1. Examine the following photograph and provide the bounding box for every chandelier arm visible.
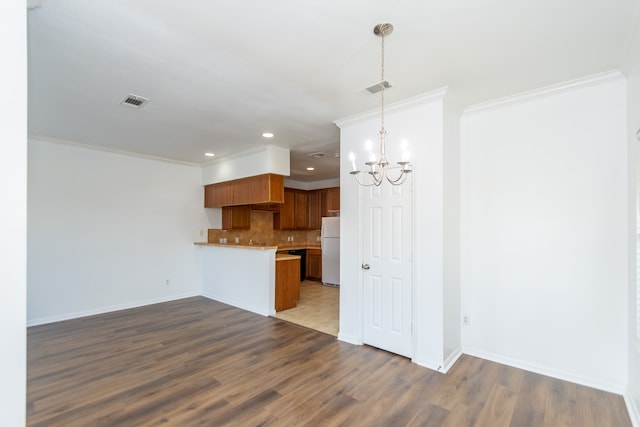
[386,170,410,186]
[352,171,382,187]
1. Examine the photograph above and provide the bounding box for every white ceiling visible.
[27,0,640,181]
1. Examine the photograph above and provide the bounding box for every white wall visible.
[0,0,27,424]
[284,177,340,191]
[28,139,210,325]
[461,74,628,392]
[442,93,462,365]
[337,90,461,371]
[624,12,640,424]
[201,144,290,185]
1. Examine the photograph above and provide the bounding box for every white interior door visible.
[362,180,413,358]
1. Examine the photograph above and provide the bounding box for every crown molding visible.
[464,70,624,114]
[334,87,449,128]
[28,134,201,167]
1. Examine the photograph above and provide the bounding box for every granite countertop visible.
[195,242,321,251]
[276,244,322,251]
[194,242,278,250]
[275,254,301,262]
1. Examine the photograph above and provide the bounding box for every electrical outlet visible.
[199,229,204,237]
[463,316,470,325]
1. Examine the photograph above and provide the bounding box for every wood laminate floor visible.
[274,280,339,336]
[27,297,632,426]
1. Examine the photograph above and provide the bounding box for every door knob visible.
[361,263,370,270]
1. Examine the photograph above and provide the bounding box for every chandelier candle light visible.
[349,23,412,187]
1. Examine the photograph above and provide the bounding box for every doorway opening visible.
[274,280,339,336]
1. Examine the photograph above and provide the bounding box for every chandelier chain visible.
[380,28,385,134]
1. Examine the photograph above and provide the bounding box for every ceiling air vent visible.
[308,152,329,159]
[120,94,150,108]
[364,81,391,94]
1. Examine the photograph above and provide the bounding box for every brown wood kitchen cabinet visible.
[275,256,300,311]
[204,180,234,207]
[204,173,284,207]
[307,189,326,230]
[306,248,322,281]
[273,188,308,230]
[233,174,284,205]
[325,187,340,215]
[294,190,308,229]
[273,188,295,230]
[221,206,250,230]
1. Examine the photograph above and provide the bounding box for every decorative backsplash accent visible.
[208,211,320,246]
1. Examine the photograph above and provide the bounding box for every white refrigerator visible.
[321,217,340,286]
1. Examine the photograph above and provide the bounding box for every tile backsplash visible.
[208,210,320,246]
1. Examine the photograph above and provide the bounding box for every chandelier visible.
[349,23,412,187]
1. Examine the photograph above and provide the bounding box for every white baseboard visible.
[337,332,361,346]
[625,389,640,427]
[442,347,463,373]
[463,347,626,395]
[412,357,443,372]
[27,291,200,326]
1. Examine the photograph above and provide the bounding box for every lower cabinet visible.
[275,257,300,312]
[306,249,322,281]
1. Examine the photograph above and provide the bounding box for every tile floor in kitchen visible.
[273,280,339,336]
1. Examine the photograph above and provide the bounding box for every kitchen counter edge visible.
[194,242,278,250]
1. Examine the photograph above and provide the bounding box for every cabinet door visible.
[233,175,270,205]
[306,249,322,281]
[294,190,308,230]
[275,258,300,312]
[230,174,286,205]
[307,190,321,230]
[204,181,234,207]
[318,189,329,218]
[326,187,340,212]
[221,206,250,230]
[273,188,295,230]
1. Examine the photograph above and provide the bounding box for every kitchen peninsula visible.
[195,242,304,316]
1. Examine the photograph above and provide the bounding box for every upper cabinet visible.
[204,180,233,207]
[274,188,308,230]
[204,174,284,207]
[293,190,308,230]
[273,189,295,230]
[276,187,338,230]
[325,187,340,215]
[221,206,251,230]
[307,189,325,230]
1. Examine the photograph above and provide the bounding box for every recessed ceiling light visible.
[205,152,215,157]
[306,167,315,171]
[262,132,274,138]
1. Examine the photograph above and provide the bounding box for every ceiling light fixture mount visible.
[349,23,412,187]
